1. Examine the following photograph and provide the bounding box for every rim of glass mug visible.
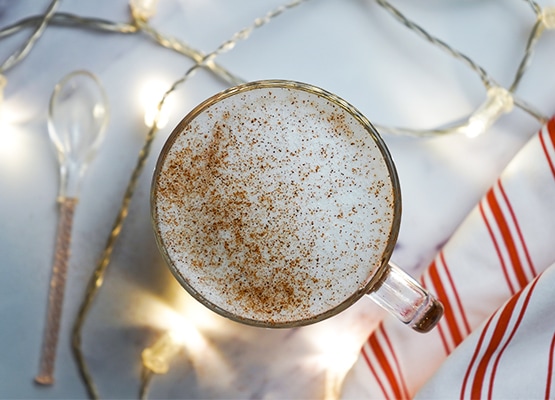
[150,80,441,331]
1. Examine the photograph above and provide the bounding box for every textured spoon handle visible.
[35,197,78,385]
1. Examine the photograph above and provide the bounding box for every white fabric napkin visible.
[341,117,555,399]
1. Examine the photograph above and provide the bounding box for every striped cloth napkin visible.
[340,117,555,399]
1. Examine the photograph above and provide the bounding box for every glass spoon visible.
[35,70,109,385]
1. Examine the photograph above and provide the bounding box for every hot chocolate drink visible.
[151,81,401,327]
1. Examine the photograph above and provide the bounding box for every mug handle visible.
[366,262,444,333]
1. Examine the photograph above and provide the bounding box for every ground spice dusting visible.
[154,85,396,325]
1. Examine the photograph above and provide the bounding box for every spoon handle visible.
[35,197,78,385]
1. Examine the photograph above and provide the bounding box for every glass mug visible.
[151,80,443,333]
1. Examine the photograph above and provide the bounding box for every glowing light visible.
[310,326,361,400]
[165,311,205,349]
[0,120,24,163]
[139,79,174,129]
[129,0,159,21]
[464,86,513,138]
[320,349,359,400]
[0,102,27,166]
[141,300,208,375]
[141,316,204,375]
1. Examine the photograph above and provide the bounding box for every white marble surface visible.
[0,0,554,398]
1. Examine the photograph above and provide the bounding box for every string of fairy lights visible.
[373,0,553,137]
[1,0,554,398]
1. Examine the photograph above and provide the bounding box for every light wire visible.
[0,0,60,74]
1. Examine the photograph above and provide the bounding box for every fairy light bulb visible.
[464,86,513,138]
[540,7,555,29]
[140,79,174,129]
[141,331,182,374]
[141,317,202,374]
[129,0,159,22]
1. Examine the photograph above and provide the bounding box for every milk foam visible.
[153,84,397,325]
